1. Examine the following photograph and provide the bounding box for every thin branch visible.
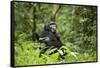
[51,5,61,22]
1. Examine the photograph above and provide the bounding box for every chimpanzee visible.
[38,21,63,56]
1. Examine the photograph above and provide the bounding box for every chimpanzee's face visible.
[49,24,57,32]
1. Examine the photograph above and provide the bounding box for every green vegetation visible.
[13,1,97,66]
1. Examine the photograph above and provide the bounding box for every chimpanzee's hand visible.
[39,37,50,41]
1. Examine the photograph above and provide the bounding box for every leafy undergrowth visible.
[15,41,96,66]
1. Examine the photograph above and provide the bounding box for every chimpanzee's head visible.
[44,21,57,33]
[49,21,57,32]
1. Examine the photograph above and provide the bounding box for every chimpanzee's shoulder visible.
[39,31,49,36]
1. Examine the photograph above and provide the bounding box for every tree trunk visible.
[32,4,37,41]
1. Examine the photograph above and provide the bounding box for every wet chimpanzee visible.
[38,21,64,57]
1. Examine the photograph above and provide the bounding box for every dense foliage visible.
[13,2,97,66]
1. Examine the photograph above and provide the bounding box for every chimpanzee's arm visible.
[38,31,50,42]
[55,33,63,46]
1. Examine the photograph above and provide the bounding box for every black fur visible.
[38,23,62,57]
[39,23,62,49]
